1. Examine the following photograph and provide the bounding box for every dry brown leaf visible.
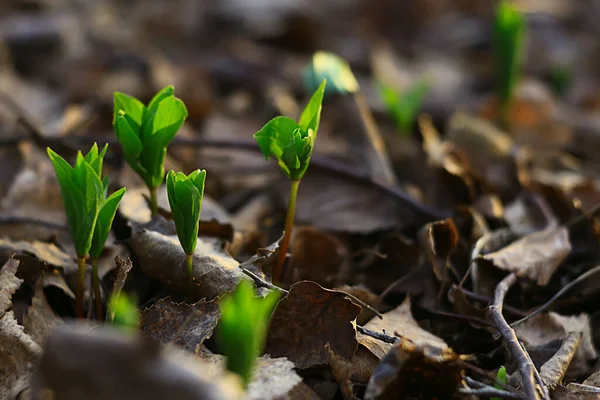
[540,332,582,390]
[112,256,132,297]
[359,297,449,360]
[582,370,600,388]
[0,238,77,274]
[514,312,597,379]
[239,238,280,279]
[480,226,571,286]
[0,258,21,314]
[23,277,62,346]
[327,343,379,386]
[130,225,248,301]
[265,281,361,369]
[32,324,243,400]
[140,297,220,353]
[419,218,459,282]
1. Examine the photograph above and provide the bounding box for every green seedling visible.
[492,365,507,400]
[253,80,326,282]
[218,281,280,388]
[493,0,525,127]
[379,78,430,134]
[113,86,188,216]
[48,144,125,319]
[108,292,139,331]
[166,169,206,282]
[304,51,397,185]
[550,64,572,99]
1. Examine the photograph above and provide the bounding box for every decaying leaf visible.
[359,297,450,360]
[419,218,459,282]
[0,238,77,275]
[265,281,361,369]
[112,256,132,296]
[239,238,281,278]
[130,223,248,300]
[326,342,380,386]
[140,297,220,353]
[23,276,62,346]
[32,324,243,400]
[0,258,42,399]
[480,226,571,286]
[540,332,582,390]
[514,312,597,379]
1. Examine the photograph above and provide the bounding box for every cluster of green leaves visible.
[378,79,430,133]
[254,80,326,181]
[166,169,206,256]
[108,292,139,330]
[113,86,188,191]
[48,144,126,259]
[493,0,525,112]
[218,281,280,387]
[303,51,358,96]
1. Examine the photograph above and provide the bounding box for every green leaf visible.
[379,79,430,133]
[115,113,144,158]
[298,79,326,135]
[218,281,280,388]
[147,85,174,111]
[494,0,525,109]
[109,292,139,331]
[304,51,358,96]
[89,187,126,259]
[152,96,188,145]
[491,366,507,400]
[113,92,145,131]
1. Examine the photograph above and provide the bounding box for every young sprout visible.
[304,51,397,185]
[550,64,572,99]
[113,86,188,216]
[108,292,139,331]
[378,78,430,134]
[48,144,125,319]
[253,80,326,283]
[493,0,525,128]
[166,169,206,282]
[492,366,507,400]
[218,281,280,388]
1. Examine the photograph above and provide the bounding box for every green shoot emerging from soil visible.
[166,169,206,282]
[113,86,188,216]
[492,366,507,400]
[379,78,430,134]
[218,281,280,388]
[108,292,139,331]
[493,0,525,127]
[254,80,326,282]
[48,143,125,319]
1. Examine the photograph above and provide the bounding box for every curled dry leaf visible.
[140,297,220,353]
[239,238,280,279]
[285,227,347,286]
[130,225,248,301]
[32,324,243,400]
[514,312,597,379]
[419,218,459,282]
[265,280,361,369]
[0,258,42,399]
[112,256,133,297]
[480,226,571,286]
[540,332,582,390]
[22,277,62,346]
[358,297,450,361]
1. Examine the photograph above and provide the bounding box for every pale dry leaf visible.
[481,226,571,286]
[582,370,600,388]
[515,312,597,378]
[130,228,248,301]
[0,258,22,314]
[23,277,62,346]
[358,296,449,360]
[32,324,243,400]
[540,332,582,390]
[112,256,132,296]
[0,238,77,274]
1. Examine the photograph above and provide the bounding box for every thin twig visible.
[520,339,551,400]
[488,273,541,400]
[511,264,600,328]
[458,384,527,399]
[0,215,68,231]
[460,287,528,318]
[242,268,288,294]
[356,325,399,344]
[422,306,496,329]
[456,361,520,392]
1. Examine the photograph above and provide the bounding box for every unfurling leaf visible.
[304,51,358,95]
[166,169,206,256]
[253,80,326,181]
[218,281,280,388]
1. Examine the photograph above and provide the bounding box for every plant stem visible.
[274,180,300,283]
[91,258,103,321]
[352,91,398,186]
[185,254,194,283]
[75,256,86,319]
[149,186,158,217]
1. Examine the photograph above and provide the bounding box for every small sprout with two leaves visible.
[166,169,206,282]
[218,281,280,388]
[494,0,525,127]
[378,78,430,134]
[113,86,188,216]
[253,79,326,282]
[108,292,139,331]
[48,144,126,319]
